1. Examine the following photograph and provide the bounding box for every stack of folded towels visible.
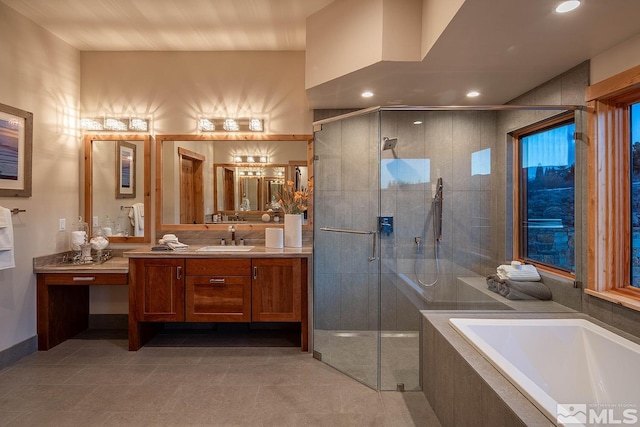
[486,261,551,301]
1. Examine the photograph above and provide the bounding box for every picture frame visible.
[0,103,33,197]
[116,140,136,199]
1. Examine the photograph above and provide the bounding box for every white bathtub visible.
[449,318,640,425]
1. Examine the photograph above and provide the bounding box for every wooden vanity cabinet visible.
[252,258,302,322]
[185,258,251,322]
[130,258,185,322]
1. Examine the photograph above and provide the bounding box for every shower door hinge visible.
[313,350,322,361]
[574,132,585,141]
[314,155,319,161]
[313,124,323,133]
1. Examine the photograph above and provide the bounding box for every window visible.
[631,102,640,288]
[587,64,640,311]
[514,115,575,275]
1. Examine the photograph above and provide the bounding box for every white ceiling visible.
[3,0,640,108]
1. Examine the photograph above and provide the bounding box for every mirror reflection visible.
[84,134,150,243]
[158,136,310,226]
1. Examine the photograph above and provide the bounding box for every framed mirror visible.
[84,134,151,243]
[156,134,312,232]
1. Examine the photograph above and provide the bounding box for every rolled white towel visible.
[497,264,541,281]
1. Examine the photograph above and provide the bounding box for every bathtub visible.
[449,318,640,425]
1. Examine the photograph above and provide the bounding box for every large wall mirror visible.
[156,134,312,232]
[84,134,151,243]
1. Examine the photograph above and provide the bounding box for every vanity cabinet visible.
[252,258,302,322]
[128,255,308,351]
[185,258,251,322]
[130,258,185,322]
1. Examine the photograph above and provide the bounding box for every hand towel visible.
[0,207,15,270]
[129,203,144,237]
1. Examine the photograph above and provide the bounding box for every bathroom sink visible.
[196,246,255,252]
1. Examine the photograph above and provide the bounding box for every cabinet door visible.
[251,258,301,322]
[131,258,185,322]
[186,276,251,322]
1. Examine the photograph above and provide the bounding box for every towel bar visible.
[10,208,26,215]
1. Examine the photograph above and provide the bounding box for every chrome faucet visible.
[228,225,236,245]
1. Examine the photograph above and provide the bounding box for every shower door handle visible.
[320,227,378,262]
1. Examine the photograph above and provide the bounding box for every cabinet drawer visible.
[186,258,251,276]
[42,273,128,286]
[186,276,251,322]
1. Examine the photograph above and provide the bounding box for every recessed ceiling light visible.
[466,91,480,98]
[413,120,423,125]
[361,91,374,98]
[555,1,580,13]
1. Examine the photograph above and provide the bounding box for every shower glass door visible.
[313,111,381,389]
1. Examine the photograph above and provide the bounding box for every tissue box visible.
[265,228,283,248]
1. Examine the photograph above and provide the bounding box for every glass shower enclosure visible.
[312,106,582,391]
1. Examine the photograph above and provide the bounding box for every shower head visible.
[382,137,398,151]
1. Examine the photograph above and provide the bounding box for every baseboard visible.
[88,314,128,330]
[0,336,37,370]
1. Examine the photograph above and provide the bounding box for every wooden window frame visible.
[586,64,640,311]
[512,113,576,279]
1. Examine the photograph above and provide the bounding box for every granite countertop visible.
[33,256,129,274]
[123,245,313,259]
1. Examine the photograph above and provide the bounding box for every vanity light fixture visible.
[81,116,150,132]
[103,118,128,131]
[246,156,255,163]
[81,118,104,131]
[198,118,215,132]
[555,0,580,13]
[197,117,265,132]
[223,119,239,132]
[249,119,264,132]
[128,118,149,132]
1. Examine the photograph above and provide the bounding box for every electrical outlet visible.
[59,218,66,231]
[93,216,99,227]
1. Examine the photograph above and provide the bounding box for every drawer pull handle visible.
[209,278,225,284]
[177,266,182,280]
[72,276,96,281]
[253,266,258,279]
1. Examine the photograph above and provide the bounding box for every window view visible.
[519,120,575,272]
[631,102,640,287]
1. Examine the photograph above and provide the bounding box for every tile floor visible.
[0,336,442,426]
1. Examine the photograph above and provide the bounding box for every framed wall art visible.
[0,103,33,197]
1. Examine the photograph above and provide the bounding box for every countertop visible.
[33,256,130,274]
[123,245,313,259]
[33,245,312,274]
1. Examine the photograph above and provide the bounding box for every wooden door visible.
[224,168,235,210]
[131,258,185,322]
[179,148,204,224]
[251,258,301,322]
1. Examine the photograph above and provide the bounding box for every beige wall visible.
[80,51,312,135]
[590,32,640,85]
[0,3,81,352]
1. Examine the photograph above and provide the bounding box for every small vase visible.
[284,214,302,248]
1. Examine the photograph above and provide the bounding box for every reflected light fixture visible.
[555,0,580,13]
